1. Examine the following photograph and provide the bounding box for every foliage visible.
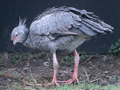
[12,54,19,64]
[79,51,88,60]
[109,39,120,56]
[62,51,88,66]
[63,55,74,65]
[25,51,33,56]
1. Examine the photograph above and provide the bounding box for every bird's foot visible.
[58,75,79,84]
[47,81,60,87]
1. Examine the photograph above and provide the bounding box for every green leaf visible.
[110,44,115,50]
[109,50,112,53]
[113,49,119,53]
[115,42,120,47]
[118,39,120,43]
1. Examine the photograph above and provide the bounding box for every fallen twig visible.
[90,78,101,83]
[81,55,94,64]
[83,67,89,82]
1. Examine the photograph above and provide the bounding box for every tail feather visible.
[66,7,113,35]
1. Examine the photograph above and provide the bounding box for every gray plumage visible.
[11,6,114,55]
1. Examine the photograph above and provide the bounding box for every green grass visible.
[12,83,21,90]
[25,51,33,57]
[54,83,120,90]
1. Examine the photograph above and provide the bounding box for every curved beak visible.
[13,36,18,45]
[13,39,17,45]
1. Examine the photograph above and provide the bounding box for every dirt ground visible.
[0,51,120,90]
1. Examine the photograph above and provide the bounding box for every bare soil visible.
[0,51,120,90]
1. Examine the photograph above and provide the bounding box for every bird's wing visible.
[30,6,113,36]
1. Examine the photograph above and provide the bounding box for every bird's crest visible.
[19,17,27,26]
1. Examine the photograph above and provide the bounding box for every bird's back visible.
[30,6,113,36]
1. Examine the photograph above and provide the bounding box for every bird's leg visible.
[71,50,80,83]
[47,52,60,87]
[58,50,80,84]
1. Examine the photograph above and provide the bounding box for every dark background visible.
[0,0,119,54]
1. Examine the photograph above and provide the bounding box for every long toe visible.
[47,82,60,87]
[58,78,79,84]
[58,79,74,84]
[76,78,80,84]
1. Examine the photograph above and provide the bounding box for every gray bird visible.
[11,6,113,87]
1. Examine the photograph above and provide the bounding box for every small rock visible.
[43,62,49,66]
[105,71,109,74]
[23,67,29,72]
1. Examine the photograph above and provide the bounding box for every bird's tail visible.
[62,6,114,36]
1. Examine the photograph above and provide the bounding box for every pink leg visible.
[47,52,60,87]
[58,50,80,84]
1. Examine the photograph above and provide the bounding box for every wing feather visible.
[79,24,97,36]
[30,6,113,36]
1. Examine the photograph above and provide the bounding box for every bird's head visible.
[11,18,29,45]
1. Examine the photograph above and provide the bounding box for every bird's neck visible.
[23,31,30,47]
